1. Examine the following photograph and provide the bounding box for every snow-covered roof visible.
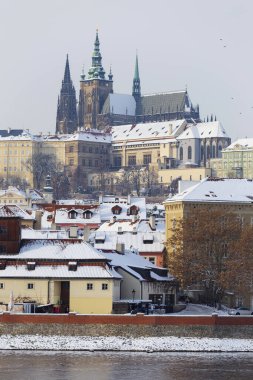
[91,230,164,253]
[21,229,71,240]
[0,241,107,261]
[0,265,114,279]
[99,196,146,221]
[0,205,34,219]
[111,120,186,142]
[178,121,229,140]
[54,208,101,226]
[101,251,174,282]
[0,186,26,199]
[102,93,136,115]
[225,138,253,150]
[66,130,111,143]
[96,219,164,233]
[165,177,253,204]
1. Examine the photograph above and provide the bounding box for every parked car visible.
[228,307,253,315]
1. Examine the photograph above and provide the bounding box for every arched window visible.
[180,147,183,161]
[188,146,192,160]
[212,144,216,158]
[207,145,210,159]
[201,145,204,160]
[218,144,223,158]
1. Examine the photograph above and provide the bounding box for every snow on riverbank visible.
[0,335,252,352]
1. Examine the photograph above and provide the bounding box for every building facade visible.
[211,139,253,179]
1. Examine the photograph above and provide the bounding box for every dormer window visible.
[83,210,93,219]
[127,205,139,216]
[0,261,6,270]
[143,234,154,244]
[68,210,77,219]
[95,232,106,243]
[112,205,122,215]
[68,261,77,271]
[27,262,36,271]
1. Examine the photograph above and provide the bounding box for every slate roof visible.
[140,91,190,115]
[0,129,25,137]
[102,94,136,115]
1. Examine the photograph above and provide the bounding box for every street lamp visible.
[132,289,136,302]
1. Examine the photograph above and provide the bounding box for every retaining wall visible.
[0,312,253,339]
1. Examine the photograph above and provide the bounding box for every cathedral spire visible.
[56,55,77,134]
[63,54,71,83]
[132,54,141,98]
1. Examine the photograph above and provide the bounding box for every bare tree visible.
[167,209,252,308]
[25,153,57,189]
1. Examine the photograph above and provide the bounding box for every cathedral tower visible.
[56,55,77,134]
[78,30,113,130]
[132,54,141,116]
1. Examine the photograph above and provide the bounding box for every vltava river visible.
[0,351,253,380]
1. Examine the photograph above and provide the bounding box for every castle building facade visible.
[56,31,200,133]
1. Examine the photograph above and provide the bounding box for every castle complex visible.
[0,31,231,192]
[56,31,200,134]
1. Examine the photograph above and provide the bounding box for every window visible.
[87,283,93,290]
[82,159,86,166]
[89,146,92,153]
[0,283,4,289]
[0,226,7,234]
[188,146,192,160]
[143,154,151,165]
[114,156,122,167]
[212,144,216,158]
[95,160,99,167]
[179,147,183,161]
[102,283,108,290]
[207,145,210,159]
[27,283,34,289]
[148,257,155,264]
[82,146,86,153]
[69,159,74,166]
[128,156,136,166]
[0,245,6,253]
[69,145,74,153]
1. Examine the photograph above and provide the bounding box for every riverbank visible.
[0,335,253,352]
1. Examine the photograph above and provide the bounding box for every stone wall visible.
[0,312,253,339]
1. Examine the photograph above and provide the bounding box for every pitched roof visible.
[165,177,253,204]
[140,90,189,115]
[178,121,229,140]
[102,93,136,115]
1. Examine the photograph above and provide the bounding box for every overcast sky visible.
[0,0,252,141]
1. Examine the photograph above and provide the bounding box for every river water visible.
[0,351,253,380]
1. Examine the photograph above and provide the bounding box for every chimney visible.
[169,123,173,135]
[117,226,123,235]
[34,210,43,230]
[149,215,156,230]
[127,194,131,205]
[116,242,125,254]
[99,194,103,204]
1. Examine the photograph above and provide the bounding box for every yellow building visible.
[0,242,120,314]
[164,177,253,309]
[0,130,38,186]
